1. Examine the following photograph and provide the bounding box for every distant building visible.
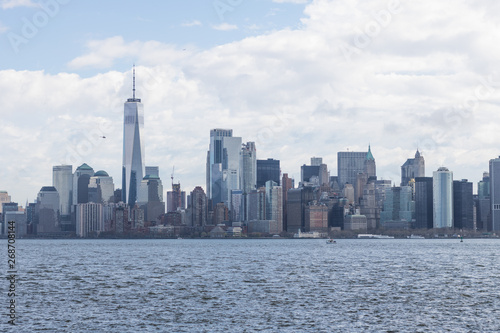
[206,129,241,209]
[453,179,473,229]
[489,157,500,231]
[257,158,280,188]
[476,172,490,230]
[281,173,294,232]
[338,147,375,198]
[76,202,104,237]
[53,165,73,231]
[4,211,27,237]
[415,177,433,229]
[73,163,95,207]
[401,150,425,186]
[122,69,145,207]
[433,167,453,229]
[188,186,207,227]
[36,186,60,234]
[265,181,283,233]
[2,202,19,234]
[305,203,328,232]
[0,191,11,214]
[89,170,115,204]
[344,215,367,231]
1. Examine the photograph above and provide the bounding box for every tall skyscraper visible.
[53,165,73,230]
[265,181,283,233]
[433,167,453,229]
[188,187,208,227]
[453,179,473,229]
[89,170,115,204]
[122,67,145,207]
[240,142,257,194]
[337,147,374,190]
[257,158,280,188]
[36,186,60,234]
[401,150,425,186]
[206,129,241,209]
[415,177,433,229]
[477,172,490,230]
[489,157,500,232]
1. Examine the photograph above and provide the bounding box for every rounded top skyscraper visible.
[122,66,145,207]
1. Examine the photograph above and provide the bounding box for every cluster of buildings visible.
[2,74,500,238]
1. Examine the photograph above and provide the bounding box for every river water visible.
[2,238,499,332]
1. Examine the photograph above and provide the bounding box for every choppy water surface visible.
[3,238,500,332]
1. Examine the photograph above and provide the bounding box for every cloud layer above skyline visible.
[2,0,500,203]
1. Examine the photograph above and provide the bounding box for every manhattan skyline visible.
[2,1,500,204]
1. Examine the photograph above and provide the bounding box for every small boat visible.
[326,239,336,244]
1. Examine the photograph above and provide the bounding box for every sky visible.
[1,0,500,204]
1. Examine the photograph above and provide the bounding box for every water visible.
[2,238,499,332]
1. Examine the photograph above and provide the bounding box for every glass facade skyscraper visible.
[122,68,145,207]
[433,167,453,228]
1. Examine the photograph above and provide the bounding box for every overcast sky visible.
[1,0,500,204]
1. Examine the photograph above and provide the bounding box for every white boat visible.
[407,234,425,239]
[326,239,336,244]
[357,234,395,239]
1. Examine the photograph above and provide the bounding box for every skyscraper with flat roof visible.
[122,67,145,207]
[53,165,73,229]
[489,157,500,231]
[433,167,453,229]
[257,158,280,188]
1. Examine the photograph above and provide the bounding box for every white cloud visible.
[1,0,39,9]
[211,23,238,31]
[3,0,500,202]
[182,20,202,27]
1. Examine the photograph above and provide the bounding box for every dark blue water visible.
[2,239,499,332]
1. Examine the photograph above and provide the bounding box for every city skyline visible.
[2,1,500,203]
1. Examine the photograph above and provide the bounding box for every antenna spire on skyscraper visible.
[133,64,136,100]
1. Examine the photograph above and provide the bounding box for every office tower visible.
[301,164,320,184]
[337,147,374,191]
[282,173,294,232]
[0,191,12,214]
[453,179,473,229]
[286,186,315,232]
[53,165,73,230]
[73,163,95,205]
[36,186,60,234]
[305,203,328,232]
[359,179,379,229]
[265,181,283,232]
[231,189,243,222]
[257,158,280,188]
[311,157,322,166]
[343,183,355,204]
[240,142,257,221]
[188,186,207,227]
[76,202,104,237]
[214,202,229,225]
[415,177,433,229]
[240,142,257,194]
[206,129,241,209]
[145,166,159,178]
[247,188,266,221]
[375,179,392,210]
[2,202,18,234]
[433,167,453,229]
[89,170,115,204]
[4,210,27,237]
[380,187,401,226]
[364,145,376,178]
[137,173,165,222]
[489,157,500,231]
[401,150,425,186]
[477,172,490,230]
[122,67,145,207]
